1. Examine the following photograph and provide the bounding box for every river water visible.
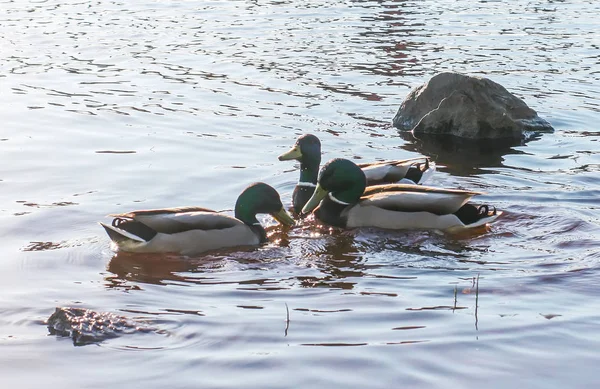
[1,0,599,388]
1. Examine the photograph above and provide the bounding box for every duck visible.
[100,182,295,255]
[278,134,435,214]
[300,158,501,232]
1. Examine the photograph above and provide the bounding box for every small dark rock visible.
[47,307,155,346]
[393,72,554,140]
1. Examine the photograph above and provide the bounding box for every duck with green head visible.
[301,158,501,232]
[278,134,435,214]
[100,182,295,255]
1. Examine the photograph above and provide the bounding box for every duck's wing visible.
[359,184,482,215]
[109,207,244,234]
[100,220,260,255]
[358,157,432,185]
[356,157,427,170]
[110,206,216,218]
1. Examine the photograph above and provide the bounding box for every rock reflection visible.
[398,131,531,176]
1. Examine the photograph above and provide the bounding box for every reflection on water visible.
[1,0,600,387]
[398,131,530,176]
[105,223,368,291]
[106,252,198,288]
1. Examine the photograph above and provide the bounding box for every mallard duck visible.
[278,134,435,213]
[100,182,295,255]
[301,158,501,232]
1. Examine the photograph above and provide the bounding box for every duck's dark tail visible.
[100,218,157,244]
[404,158,436,185]
[454,204,502,228]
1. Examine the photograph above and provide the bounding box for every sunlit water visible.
[1,0,599,388]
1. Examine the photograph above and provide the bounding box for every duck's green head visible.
[301,158,367,215]
[235,183,295,227]
[278,134,321,166]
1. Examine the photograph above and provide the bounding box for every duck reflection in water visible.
[105,223,294,289]
[106,251,205,288]
[105,212,494,291]
[104,221,371,291]
[289,225,367,290]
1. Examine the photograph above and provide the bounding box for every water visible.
[1,0,599,387]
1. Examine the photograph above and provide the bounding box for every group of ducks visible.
[101,134,501,255]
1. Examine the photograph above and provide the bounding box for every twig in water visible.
[475,274,480,330]
[284,302,290,337]
[453,285,458,312]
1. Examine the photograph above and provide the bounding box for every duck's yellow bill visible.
[278,145,302,161]
[301,184,328,214]
[271,207,295,226]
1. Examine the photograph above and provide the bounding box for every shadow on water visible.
[398,131,537,176]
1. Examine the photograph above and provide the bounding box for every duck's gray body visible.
[101,182,295,255]
[303,159,502,233]
[346,185,499,231]
[358,157,435,186]
[100,207,262,256]
[316,184,501,232]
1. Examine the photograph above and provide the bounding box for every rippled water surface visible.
[1,0,600,388]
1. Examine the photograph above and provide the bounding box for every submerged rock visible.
[46,307,155,346]
[393,72,554,140]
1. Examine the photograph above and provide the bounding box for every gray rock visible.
[393,72,554,140]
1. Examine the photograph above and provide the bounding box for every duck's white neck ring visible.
[297,181,316,188]
[328,193,350,206]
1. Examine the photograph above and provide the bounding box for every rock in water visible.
[47,307,155,346]
[393,72,554,140]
